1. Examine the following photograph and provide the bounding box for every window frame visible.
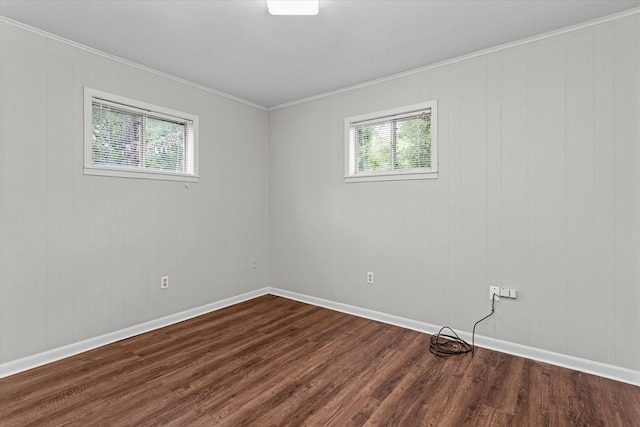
[344,100,437,183]
[84,87,199,182]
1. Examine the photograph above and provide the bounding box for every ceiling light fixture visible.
[267,0,319,16]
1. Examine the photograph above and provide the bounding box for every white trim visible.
[267,287,640,387]
[0,288,269,378]
[83,167,200,183]
[269,7,640,111]
[344,172,438,183]
[3,286,638,387]
[3,8,636,112]
[344,100,437,183]
[84,87,200,182]
[0,16,267,111]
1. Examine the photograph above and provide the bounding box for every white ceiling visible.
[1,0,639,108]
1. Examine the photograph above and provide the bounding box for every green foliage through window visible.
[355,112,431,174]
[92,103,187,174]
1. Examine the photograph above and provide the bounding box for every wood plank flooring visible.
[1,295,639,426]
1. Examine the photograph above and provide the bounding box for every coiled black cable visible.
[429,292,497,357]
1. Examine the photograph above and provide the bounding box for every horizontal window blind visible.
[354,110,431,173]
[91,100,188,174]
[351,108,430,127]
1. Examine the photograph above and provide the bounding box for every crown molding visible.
[0,16,268,111]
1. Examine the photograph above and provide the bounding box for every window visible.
[344,100,437,182]
[84,88,199,182]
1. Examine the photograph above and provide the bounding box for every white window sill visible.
[84,167,199,182]
[344,171,438,183]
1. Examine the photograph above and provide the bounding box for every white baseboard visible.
[3,286,638,387]
[0,288,269,378]
[267,287,640,387]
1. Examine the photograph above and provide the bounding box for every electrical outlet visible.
[489,286,500,301]
[161,276,169,289]
[367,272,374,284]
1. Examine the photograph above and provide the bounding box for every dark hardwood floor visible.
[1,295,638,426]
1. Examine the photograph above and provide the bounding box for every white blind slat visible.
[92,100,188,174]
[355,113,431,173]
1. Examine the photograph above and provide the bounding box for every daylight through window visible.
[345,101,437,182]
[84,88,199,182]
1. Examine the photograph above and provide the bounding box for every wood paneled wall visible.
[0,21,269,364]
[268,13,639,371]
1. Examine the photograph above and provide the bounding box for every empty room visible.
[0,0,639,425]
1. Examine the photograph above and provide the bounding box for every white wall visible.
[1,11,638,376]
[269,14,639,371]
[0,21,269,364]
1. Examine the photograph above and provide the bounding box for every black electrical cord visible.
[429,292,497,357]
[429,326,472,357]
